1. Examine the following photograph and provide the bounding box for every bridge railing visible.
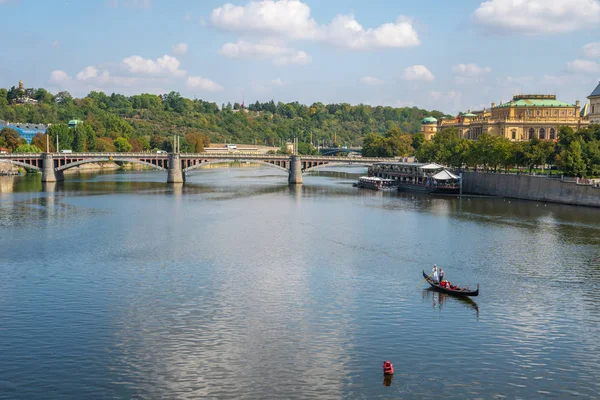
[0,152,397,162]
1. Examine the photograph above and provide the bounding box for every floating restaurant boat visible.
[368,162,460,194]
[353,176,398,191]
[422,270,479,297]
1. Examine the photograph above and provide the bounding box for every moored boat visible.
[422,270,479,296]
[353,176,398,191]
[368,162,460,194]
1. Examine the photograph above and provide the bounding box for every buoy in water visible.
[383,360,394,375]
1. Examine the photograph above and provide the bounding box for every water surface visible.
[1,166,599,399]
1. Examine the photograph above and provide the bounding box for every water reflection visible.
[383,374,393,387]
[422,288,480,319]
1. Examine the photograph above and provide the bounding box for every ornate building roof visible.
[589,82,600,98]
[421,116,437,124]
[495,95,574,108]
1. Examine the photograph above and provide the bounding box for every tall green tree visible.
[47,124,73,151]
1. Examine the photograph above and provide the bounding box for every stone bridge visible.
[0,152,394,184]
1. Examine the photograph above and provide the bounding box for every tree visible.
[55,91,73,105]
[96,137,116,152]
[30,133,55,152]
[14,144,42,153]
[128,138,143,152]
[114,137,132,152]
[73,123,95,152]
[298,142,318,155]
[0,88,8,107]
[1,128,25,152]
[412,133,425,151]
[558,140,586,177]
[34,88,54,104]
[47,124,73,151]
[523,138,555,172]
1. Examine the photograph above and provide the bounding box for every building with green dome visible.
[420,116,438,140]
[436,93,589,142]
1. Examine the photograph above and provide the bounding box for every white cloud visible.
[453,63,491,77]
[122,55,186,77]
[218,40,311,65]
[76,66,99,81]
[402,65,435,81]
[186,76,224,92]
[211,1,419,49]
[49,70,71,85]
[321,15,419,49]
[172,43,188,55]
[360,76,384,85]
[473,0,600,34]
[567,59,600,73]
[583,42,600,59]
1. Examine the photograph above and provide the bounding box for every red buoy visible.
[383,360,394,375]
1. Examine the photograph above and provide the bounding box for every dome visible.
[421,116,437,124]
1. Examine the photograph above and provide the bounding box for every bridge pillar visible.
[167,153,185,183]
[41,154,63,182]
[288,155,303,185]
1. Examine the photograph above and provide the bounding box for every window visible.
[561,110,565,116]
[529,128,535,139]
[511,130,516,140]
[554,110,558,116]
[593,105,595,114]
[550,128,556,140]
[536,110,541,116]
[545,111,549,116]
[540,128,546,139]
[568,110,572,116]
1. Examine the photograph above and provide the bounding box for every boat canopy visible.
[420,163,444,170]
[432,169,459,181]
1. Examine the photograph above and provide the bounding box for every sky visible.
[1,0,600,114]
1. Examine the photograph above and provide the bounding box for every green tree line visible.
[0,86,448,153]
[414,125,600,177]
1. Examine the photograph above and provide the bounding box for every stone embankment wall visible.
[462,172,600,208]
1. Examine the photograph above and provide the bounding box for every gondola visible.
[422,270,479,297]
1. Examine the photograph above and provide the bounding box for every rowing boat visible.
[422,270,479,297]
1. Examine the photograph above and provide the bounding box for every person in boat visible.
[439,268,445,283]
[432,265,439,283]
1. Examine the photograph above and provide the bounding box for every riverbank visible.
[462,172,600,207]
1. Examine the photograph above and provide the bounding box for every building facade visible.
[420,116,437,140]
[588,82,600,124]
[0,120,49,144]
[423,93,590,141]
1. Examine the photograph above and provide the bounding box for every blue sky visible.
[1,0,600,114]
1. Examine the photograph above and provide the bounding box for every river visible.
[1,166,599,399]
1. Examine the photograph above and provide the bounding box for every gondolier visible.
[432,265,439,283]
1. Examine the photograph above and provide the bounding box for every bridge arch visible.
[183,159,288,173]
[303,162,372,173]
[0,159,42,171]
[56,157,167,172]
